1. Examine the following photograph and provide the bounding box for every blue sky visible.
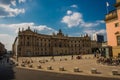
[0,0,116,50]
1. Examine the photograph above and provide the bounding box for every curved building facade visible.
[13,27,92,57]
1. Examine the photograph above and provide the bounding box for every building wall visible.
[112,46,120,57]
[105,0,120,57]
[106,20,120,46]
[0,42,6,56]
[13,28,93,57]
[12,37,19,57]
[117,0,120,3]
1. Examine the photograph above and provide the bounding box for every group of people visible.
[97,57,120,66]
[22,59,33,65]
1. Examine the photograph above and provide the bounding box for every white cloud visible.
[70,4,78,8]
[84,29,106,36]
[95,29,106,34]
[62,12,83,28]
[81,20,105,27]
[0,22,57,34]
[34,25,58,35]
[83,29,106,41]
[0,34,14,50]
[0,22,57,50]
[61,11,104,28]
[0,0,25,18]
[11,0,16,6]
[96,20,105,24]
[67,10,72,15]
[19,0,26,3]
[81,22,99,27]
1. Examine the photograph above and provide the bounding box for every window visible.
[19,48,21,51]
[75,44,76,47]
[27,42,30,46]
[49,43,50,47]
[59,44,62,47]
[115,23,119,27]
[117,36,120,46]
[55,43,57,47]
[27,37,29,40]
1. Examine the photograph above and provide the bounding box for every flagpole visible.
[106,2,109,14]
[106,5,108,14]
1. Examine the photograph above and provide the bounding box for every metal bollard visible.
[47,66,52,70]
[59,66,64,71]
[74,67,79,72]
[91,68,97,74]
[37,65,42,69]
[29,64,33,68]
[112,69,118,75]
[21,63,25,67]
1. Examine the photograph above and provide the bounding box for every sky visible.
[0,0,116,50]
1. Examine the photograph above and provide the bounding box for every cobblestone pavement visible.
[14,55,120,79]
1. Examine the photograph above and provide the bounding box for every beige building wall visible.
[13,28,93,57]
[112,46,120,57]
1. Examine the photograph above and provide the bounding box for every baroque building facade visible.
[13,27,92,57]
[105,0,120,57]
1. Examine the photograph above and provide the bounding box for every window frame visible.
[115,22,119,27]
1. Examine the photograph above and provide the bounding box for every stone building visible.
[105,0,120,57]
[0,42,6,56]
[13,27,92,57]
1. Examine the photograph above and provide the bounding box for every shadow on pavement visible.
[0,60,15,80]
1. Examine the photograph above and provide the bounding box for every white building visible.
[93,34,104,43]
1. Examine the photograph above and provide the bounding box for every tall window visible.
[117,36,120,46]
[115,23,119,27]
[27,37,29,40]
[27,42,30,46]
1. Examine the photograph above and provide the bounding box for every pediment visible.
[22,30,35,35]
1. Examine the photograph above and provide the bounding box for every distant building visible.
[105,0,120,57]
[93,34,104,43]
[13,27,92,57]
[0,42,6,56]
[102,41,107,47]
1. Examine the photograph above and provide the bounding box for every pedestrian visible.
[71,55,73,60]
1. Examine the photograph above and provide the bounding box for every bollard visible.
[65,58,67,61]
[37,65,42,69]
[29,64,33,68]
[15,63,18,66]
[112,69,118,75]
[21,63,25,67]
[47,66,52,70]
[74,67,79,72]
[91,68,97,74]
[59,66,64,71]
